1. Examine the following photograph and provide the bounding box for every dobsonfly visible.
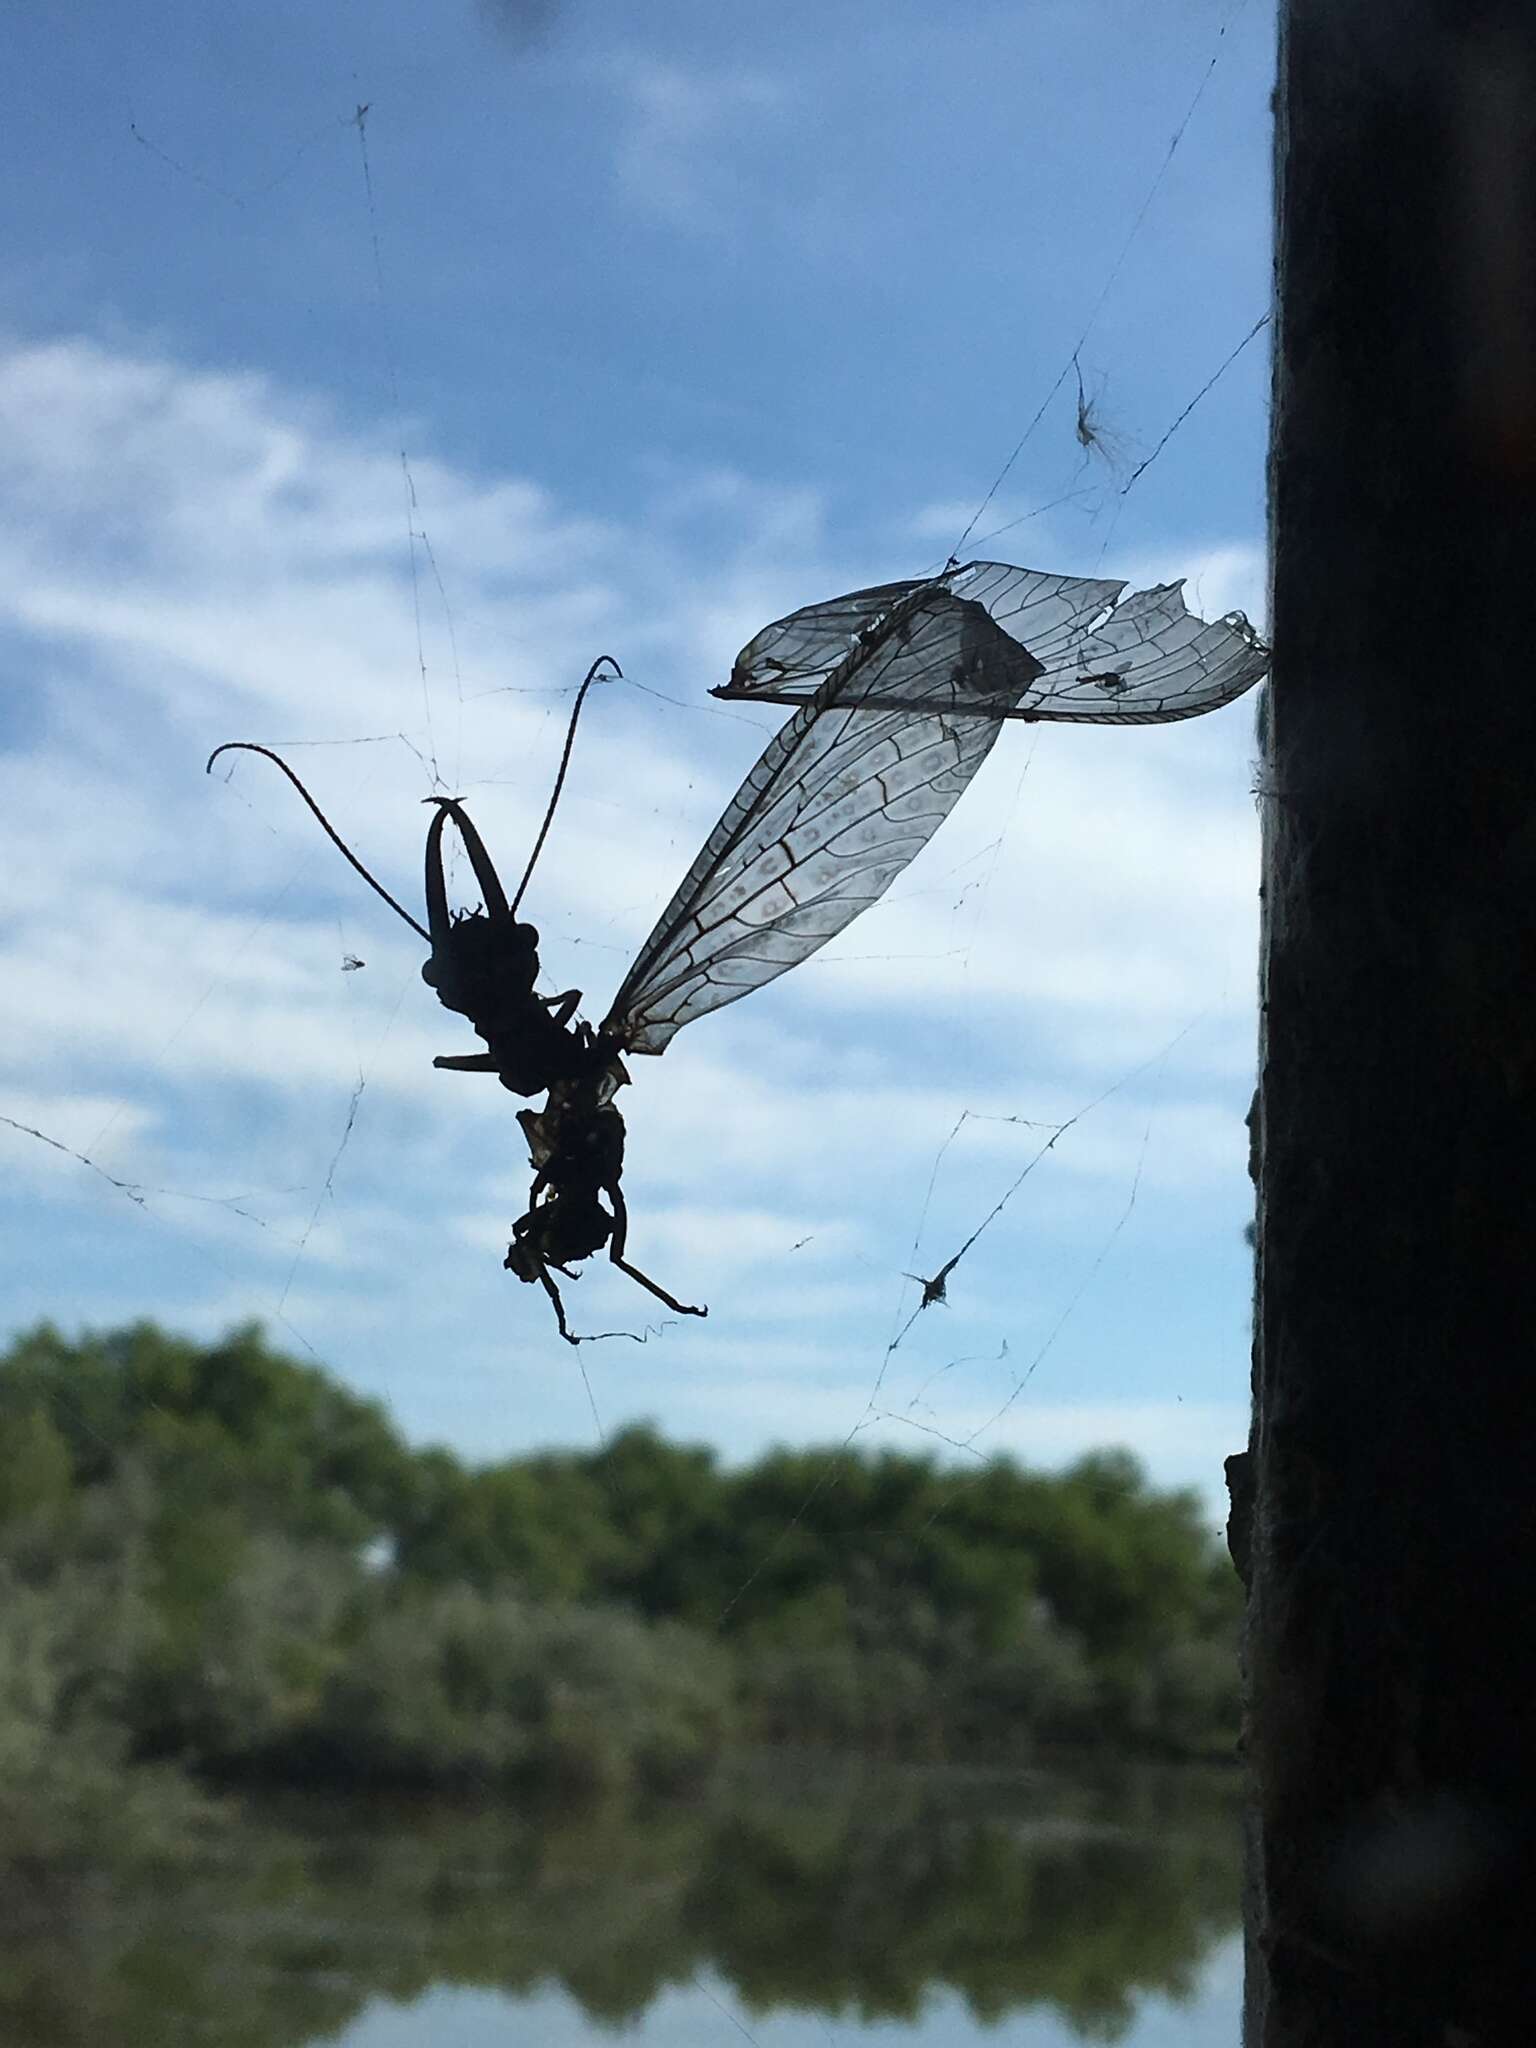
[208,559,1268,1343]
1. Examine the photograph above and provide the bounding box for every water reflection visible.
[0,1758,1240,2046]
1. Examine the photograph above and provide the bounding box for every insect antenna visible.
[206,741,430,942]
[509,656,621,916]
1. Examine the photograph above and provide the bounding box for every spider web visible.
[4,0,1264,1771]
[0,14,1272,2042]
[0,18,1268,1382]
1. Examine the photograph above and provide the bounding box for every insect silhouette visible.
[209,561,1267,1342]
[208,658,684,1341]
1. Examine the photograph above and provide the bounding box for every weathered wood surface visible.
[1246,3,1536,2040]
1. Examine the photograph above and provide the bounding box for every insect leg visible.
[433,1053,501,1072]
[607,1187,708,1320]
[541,991,582,1025]
[533,1261,579,1345]
[610,1252,709,1320]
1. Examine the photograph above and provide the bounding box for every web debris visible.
[1,1111,300,1240]
[0,1112,325,1364]
[896,1020,1195,1346]
[127,106,355,208]
[901,1339,1010,1423]
[277,1075,366,1317]
[715,1009,1206,1628]
[1118,311,1272,496]
[952,0,1256,560]
[887,1109,1086,1358]
[1087,308,1272,576]
[352,101,453,792]
[1071,354,1133,476]
[884,1091,1162,1461]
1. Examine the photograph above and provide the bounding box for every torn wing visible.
[603,588,1043,1055]
[716,560,1269,725]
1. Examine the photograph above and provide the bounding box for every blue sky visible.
[0,0,1273,1512]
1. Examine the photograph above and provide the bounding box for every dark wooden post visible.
[1241,2,1536,2040]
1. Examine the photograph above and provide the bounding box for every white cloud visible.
[605,57,787,231]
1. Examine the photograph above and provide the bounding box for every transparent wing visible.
[724,576,929,693]
[605,590,1041,1054]
[720,560,1269,724]
[958,561,1269,723]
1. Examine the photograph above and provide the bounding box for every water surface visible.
[1,1757,1243,2046]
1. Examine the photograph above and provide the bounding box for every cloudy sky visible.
[0,0,1273,1512]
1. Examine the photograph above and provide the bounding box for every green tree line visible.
[0,1320,1240,1841]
